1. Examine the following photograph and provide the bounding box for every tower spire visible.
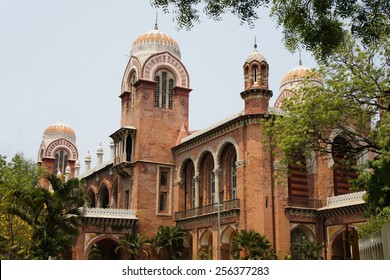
[254,36,257,49]
[299,50,302,66]
[154,11,158,30]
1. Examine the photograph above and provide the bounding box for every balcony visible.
[79,207,138,227]
[287,197,323,209]
[175,199,240,224]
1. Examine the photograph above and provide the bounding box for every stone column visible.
[214,168,221,203]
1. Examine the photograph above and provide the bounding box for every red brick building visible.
[38,26,367,260]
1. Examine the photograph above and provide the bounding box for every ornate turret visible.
[241,40,272,114]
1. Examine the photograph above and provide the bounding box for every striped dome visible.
[43,121,76,144]
[130,27,181,60]
[280,65,321,88]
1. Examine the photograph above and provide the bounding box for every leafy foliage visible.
[116,231,150,260]
[231,229,277,260]
[263,34,389,169]
[357,206,390,238]
[355,158,390,215]
[151,225,187,260]
[151,0,390,59]
[290,237,324,260]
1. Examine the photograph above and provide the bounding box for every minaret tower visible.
[241,39,272,114]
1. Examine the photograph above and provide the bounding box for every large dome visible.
[280,65,321,88]
[43,121,76,144]
[130,27,181,60]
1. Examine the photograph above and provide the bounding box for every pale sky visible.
[0,0,316,172]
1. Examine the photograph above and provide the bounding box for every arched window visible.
[154,69,175,109]
[183,160,195,209]
[261,65,267,86]
[54,150,69,174]
[87,189,96,208]
[290,227,309,260]
[219,144,237,201]
[130,72,137,110]
[244,67,250,89]
[200,152,214,206]
[111,181,118,209]
[98,185,109,209]
[252,65,258,84]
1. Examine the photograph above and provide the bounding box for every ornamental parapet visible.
[79,207,138,227]
[326,191,366,208]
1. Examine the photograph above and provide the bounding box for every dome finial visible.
[154,11,158,30]
[254,36,257,49]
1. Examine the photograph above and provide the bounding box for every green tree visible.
[116,232,150,260]
[0,154,86,259]
[0,154,42,259]
[264,34,389,169]
[151,0,389,59]
[290,237,324,260]
[152,225,187,260]
[231,229,277,260]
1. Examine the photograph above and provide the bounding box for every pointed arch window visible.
[252,65,258,84]
[154,69,175,109]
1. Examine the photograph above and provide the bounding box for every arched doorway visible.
[199,229,213,260]
[88,238,124,260]
[330,226,360,260]
[220,225,235,260]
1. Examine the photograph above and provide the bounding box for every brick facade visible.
[39,27,367,260]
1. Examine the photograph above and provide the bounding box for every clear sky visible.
[0,0,316,172]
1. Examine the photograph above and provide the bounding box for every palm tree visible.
[290,237,324,260]
[232,229,278,260]
[152,225,187,260]
[8,174,86,259]
[116,232,150,260]
[33,175,85,259]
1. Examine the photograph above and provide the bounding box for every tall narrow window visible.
[159,192,167,211]
[154,69,175,109]
[125,190,130,209]
[231,154,237,199]
[130,72,136,110]
[154,76,160,107]
[168,79,174,109]
[261,65,267,86]
[252,65,258,84]
[54,150,69,174]
[161,72,167,108]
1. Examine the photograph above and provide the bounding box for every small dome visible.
[245,48,267,64]
[43,121,76,144]
[130,27,181,60]
[85,151,92,161]
[97,143,103,154]
[280,65,321,88]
